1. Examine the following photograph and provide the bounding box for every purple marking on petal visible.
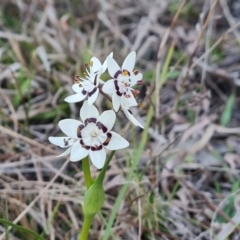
[114,80,122,96]
[64,138,69,146]
[77,125,84,138]
[80,139,90,150]
[88,87,97,97]
[103,132,112,146]
[96,122,108,133]
[82,89,87,95]
[93,74,98,86]
[91,145,103,151]
[114,70,122,78]
[128,110,133,114]
[84,118,97,125]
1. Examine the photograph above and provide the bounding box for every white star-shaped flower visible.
[65,53,113,105]
[49,101,129,169]
[102,51,143,112]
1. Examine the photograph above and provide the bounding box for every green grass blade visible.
[221,92,235,127]
[102,106,153,240]
[0,218,45,240]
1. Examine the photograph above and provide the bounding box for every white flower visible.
[65,53,113,105]
[102,51,143,112]
[49,101,129,169]
[121,96,144,129]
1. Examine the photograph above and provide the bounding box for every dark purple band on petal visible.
[93,74,98,86]
[82,89,87,95]
[103,132,112,146]
[77,125,84,138]
[80,139,90,150]
[85,118,97,125]
[64,138,71,146]
[96,121,107,133]
[88,87,97,97]
[114,80,122,96]
[128,109,132,114]
[91,145,103,151]
[114,70,122,79]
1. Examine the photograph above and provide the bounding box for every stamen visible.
[90,61,93,67]
[74,75,81,84]
[133,70,139,75]
[122,70,130,76]
[138,103,144,107]
[83,72,87,76]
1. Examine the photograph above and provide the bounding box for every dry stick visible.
[155,0,187,121]
[0,125,58,155]
[0,158,70,240]
[0,88,18,133]
[219,0,240,44]
[173,0,219,110]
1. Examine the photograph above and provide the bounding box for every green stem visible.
[79,215,93,240]
[82,157,92,189]
[97,151,115,183]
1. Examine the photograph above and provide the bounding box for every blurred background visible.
[0,0,240,239]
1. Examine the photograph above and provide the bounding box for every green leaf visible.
[221,93,235,127]
[0,218,45,240]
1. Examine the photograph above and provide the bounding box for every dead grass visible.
[0,0,240,239]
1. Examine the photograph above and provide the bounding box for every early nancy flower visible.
[65,53,113,105]
[49,101,129,169]
[102,51,143,112]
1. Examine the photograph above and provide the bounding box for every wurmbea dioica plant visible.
[49,51,144,240]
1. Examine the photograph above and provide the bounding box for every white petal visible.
[88,87,99,105]
[107,57,121,78]
[57,147,72,157]
[99,78,105,85]
[105,131,129,150]
[122,109,144,128]
[123,92,138,107]
[80,101,99,123]
[48,136,74,148]
[130,73,143,86]
[70,141,89,162]
[72,84,83,93]
[65,93,86,103]
[59,119,83,138]
[112,93,121,112]
[122,51,136,72]
[102,52,113,73]
[90,57,101,73]
[102,79,115,95]
[97,110,116,131]
[89,148,106,169]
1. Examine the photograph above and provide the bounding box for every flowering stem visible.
[79,215,93,240]
[82,157,92,189]
[79,151,115,240]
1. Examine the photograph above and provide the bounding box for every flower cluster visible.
[49,52,144,168]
